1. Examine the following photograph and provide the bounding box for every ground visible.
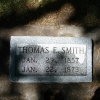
[0,0,100,100]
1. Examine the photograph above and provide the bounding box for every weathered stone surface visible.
[10,36,92,83]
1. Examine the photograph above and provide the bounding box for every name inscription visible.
[16,44,86,76]
[17,45,85,54]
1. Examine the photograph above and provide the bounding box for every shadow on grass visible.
[91,87,100,100]
[44,88,65,100]
[0,0,67,28]
[0,0,100,32]
[40,83,83,100]
[0,38,21,99]
[67,0,100,32]
[0,38,9,75]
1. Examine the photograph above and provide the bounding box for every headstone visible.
[10,36,92,83]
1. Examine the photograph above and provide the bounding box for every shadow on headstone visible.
[91,87,100,100]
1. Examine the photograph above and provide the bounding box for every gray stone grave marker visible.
[10,36,92,83]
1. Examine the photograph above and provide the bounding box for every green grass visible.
[0,0,57,17]
[0,0,100,29]
[0,0,51,18]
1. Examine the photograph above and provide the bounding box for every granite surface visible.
[10,36,92,83]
